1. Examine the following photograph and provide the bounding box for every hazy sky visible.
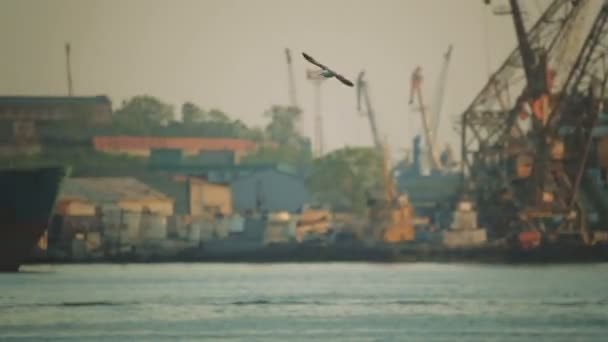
[1,0,552,155]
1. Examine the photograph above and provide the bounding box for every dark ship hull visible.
[0,166,66,272]
[505,242,608,263]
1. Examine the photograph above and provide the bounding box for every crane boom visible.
[431,45,453,147]
[356,71,382,152]
[409,66,442,170]
[285,48,298,108]
[459,0,605,237]
[65,43,73,96]
[549,0,595,92]
[460,0,587,177]
[508,0,548,100]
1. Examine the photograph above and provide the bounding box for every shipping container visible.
[150,148,183,167]
[518,231,541,249]
[122,211,141,243]
[140,214,167,241]
[228,214,245,233]
[101,205,122,241]
[187,223,201,243]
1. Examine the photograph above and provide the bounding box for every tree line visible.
[37,94,384,214]
[110,95,384,214]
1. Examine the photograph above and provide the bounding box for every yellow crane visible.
[367,142,415,243]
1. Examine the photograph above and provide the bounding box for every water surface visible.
[1,263,607,341]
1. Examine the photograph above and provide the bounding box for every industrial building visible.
[49,177,174,258]
[93,136,258,159]
[231,168,311,213]
[0,95,112,155]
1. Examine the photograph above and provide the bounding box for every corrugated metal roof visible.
[93,136,257,152]
[60,177,172,203]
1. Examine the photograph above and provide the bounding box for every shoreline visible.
[21,242,608,267]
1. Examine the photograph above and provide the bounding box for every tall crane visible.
[511,0,608,239]
[356,71,382,152]
[508,0,549,102]
[409,66,442,171]
[65,42,73,96]
[461,0,603,237]
[460,0,590,180]
[285,48,301,136]
[431,45,454,148]
[285,48,298,108]
[498,0,556,211]
[306,69,326,157]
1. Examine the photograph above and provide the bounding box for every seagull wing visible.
[335,73,354,87]
[302,52,328,70]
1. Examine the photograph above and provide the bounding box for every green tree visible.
[242,143,311,167]
[264,105,301,146]
[181,102,207,124]
[307,147,382,213]
[246,126,266,142]
[113,95,175,133]
[208,109,231,123]
[241,105,312,170]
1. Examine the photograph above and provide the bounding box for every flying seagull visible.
[302,52,354,87]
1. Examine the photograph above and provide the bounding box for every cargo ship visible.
[0,166,66,271]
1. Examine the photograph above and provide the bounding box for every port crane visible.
[460,0,590,181]
[409,66,440,170]
[353,73,416,243]
[409,45,454,171]
[365,140,416,244]
[284,48,303,138]
[431,45,454,150]
[461,0,608,239]
[285,48,299,109]
[356,71,382,153]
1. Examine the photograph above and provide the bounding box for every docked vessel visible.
[0,166,66,271]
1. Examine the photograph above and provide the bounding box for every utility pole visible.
[65,42,74,96]
[313,79,323,157]
[285,48,301,135]
[285,48,298,108]
[307,69,326,157]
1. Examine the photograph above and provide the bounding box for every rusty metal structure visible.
[460,0,608,239]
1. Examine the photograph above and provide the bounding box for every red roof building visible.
[92,136,258,158]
